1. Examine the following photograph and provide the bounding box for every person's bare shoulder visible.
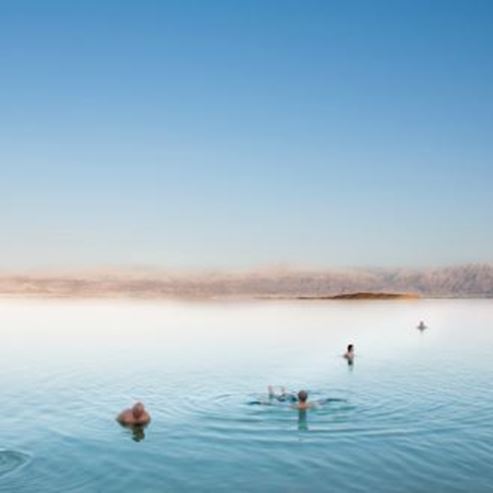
[117,409,134,424]
[294,402,316,411]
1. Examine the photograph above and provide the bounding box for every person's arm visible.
[117,409,134,424]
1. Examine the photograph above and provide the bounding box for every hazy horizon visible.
[1,263,492,299]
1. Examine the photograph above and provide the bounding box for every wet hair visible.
[347,344,354,352]
[297,390,308,403]
[132,402,144,418]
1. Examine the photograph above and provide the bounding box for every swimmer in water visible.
[268,385,297,403]
[292,390,316,410]
[343,344,355,364]
[117,402,151,426]
[249,388,342,409]
[269,387,316,409]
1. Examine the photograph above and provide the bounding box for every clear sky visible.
[1,0,492,270]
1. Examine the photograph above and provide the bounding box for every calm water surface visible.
[1,299,492,492]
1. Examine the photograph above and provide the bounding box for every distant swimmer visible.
[417,321,427,331]
[117,402,151,426]
[343,344,355,364]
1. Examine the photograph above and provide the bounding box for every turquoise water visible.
[1,299,492,492]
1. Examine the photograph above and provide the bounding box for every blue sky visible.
[1,0,492,269]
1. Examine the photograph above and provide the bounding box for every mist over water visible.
[1,299,492,492]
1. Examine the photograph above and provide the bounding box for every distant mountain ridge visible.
[0,264,492,299]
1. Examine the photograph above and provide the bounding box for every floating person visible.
[247,387,295,406]
[117,401,151,426]
[417,321,427,331]
[261,387,315,408]
[268,385,297,403]
[249,388,346,409]
[343,344,355,365]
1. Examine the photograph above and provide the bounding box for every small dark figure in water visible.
[117,402,151,426]
[417,321,427,331]
[343,344,355,364]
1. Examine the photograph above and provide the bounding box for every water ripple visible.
[0,451,29,478]
[1,299,493,492]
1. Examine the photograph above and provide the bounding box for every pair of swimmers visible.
[268,386,314,410]
[267,386,347,410]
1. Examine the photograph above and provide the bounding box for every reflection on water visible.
[1,299,493,492]
[297,409,308,431]
[121,424,147,442]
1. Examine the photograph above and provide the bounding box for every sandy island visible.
[296,292,420,300]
